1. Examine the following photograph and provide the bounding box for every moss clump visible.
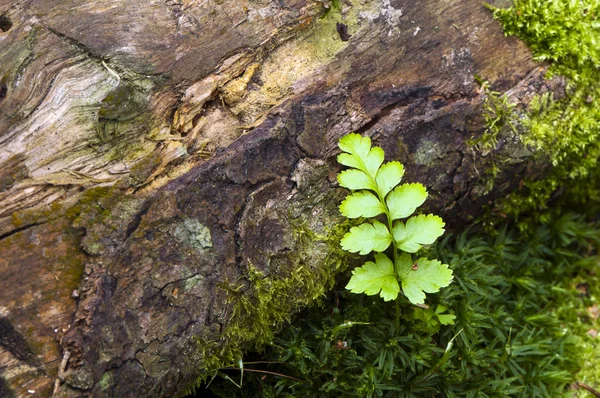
[10,200,65,229]
[486,0,600,227]
[98,372,112,391]
[10,184,137,261]
[467,79,535,198]
[66,186,119,223]
[9,185,116,230]
[179,218,352,397]
[59,227,87,292]
[468,78,519,152]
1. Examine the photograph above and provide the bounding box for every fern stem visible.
[373,181,402,335]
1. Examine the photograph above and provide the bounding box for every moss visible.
[178,216,353,397]
[558,268,600,397]
[48,226,87,292]
[321,0,342,16]
[467,78,519,151]
[10,185,137,266]
[77,72,159,174]
[479,0,600,230]
[93,77,153,146]
[9,186,116,230]
[62,186,113,223]
[466,81,537,198]
[11,200,65,228]
[98,372,112,391]
[97,84,146,122]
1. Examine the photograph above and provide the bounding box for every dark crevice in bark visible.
[0,221,42,241]
[45,26,107,62]
[0,83,7,102]
[124,198,153,241]
[0,317,41,368]
[132,355,154,381]
[355,86,433,135]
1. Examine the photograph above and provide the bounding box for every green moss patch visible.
[485,0,600,227]
[180,217,352,397]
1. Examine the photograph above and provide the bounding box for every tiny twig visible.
[233,361,288,366]
[102,60,121,82]
[62,168,113,183]
[575,382,600,397]
[52,350,70,396]
[233,16,248,28]
[221,368,304,383]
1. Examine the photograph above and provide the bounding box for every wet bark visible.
[0,0,554,396]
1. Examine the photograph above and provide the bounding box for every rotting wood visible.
[0,0,556,396]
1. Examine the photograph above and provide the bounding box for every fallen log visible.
[0,0,554,396]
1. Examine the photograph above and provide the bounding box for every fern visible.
[336,133,453,305]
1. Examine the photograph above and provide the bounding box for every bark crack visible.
[0,221,42,242]
[124,198,153,241]
[354,86,433,135]
[44,25,107,62]
[44,24,168,78]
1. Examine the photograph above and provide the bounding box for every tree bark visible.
[0,0,553,396]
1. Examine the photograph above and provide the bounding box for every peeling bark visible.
[0,0,552,396]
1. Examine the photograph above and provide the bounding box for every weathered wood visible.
[0,0,549,396]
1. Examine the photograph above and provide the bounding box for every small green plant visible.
[336,133,453,307]
[467,77,518,151]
